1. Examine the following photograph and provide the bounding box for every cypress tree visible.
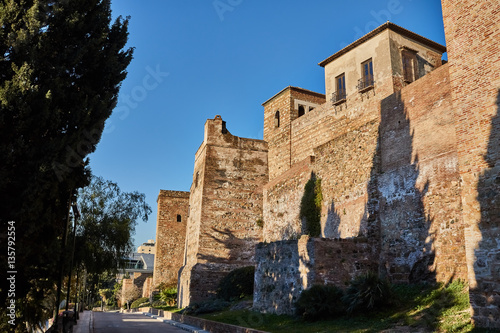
[0,1,133,330]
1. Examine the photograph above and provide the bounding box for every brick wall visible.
[178,116,268,308]
[442,0,500,328]
[377,64,466,283]
[260,63,467,289]
[153,190,190,289]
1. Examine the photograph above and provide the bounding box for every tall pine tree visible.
[0,1,133,331]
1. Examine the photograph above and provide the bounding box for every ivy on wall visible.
[300,175,323,237]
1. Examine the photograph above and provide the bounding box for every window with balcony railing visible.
[358,59,374,92]
[333,73,347,105]
[332,90,347,104]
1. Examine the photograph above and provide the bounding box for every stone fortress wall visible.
[153,2,499,328]
[256,22,467,315]
[177,116,269,308]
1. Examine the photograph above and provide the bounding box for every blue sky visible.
[90,0,447,249]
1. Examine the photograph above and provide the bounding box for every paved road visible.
[93,311,187,333]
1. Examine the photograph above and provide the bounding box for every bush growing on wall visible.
[300,175,323,237]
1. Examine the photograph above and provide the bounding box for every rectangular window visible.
[335,73,346,101]
[360,59,374,89]
[402,50,418,83]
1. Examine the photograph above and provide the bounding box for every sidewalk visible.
[72,311,92,333]
[135,307,269,333]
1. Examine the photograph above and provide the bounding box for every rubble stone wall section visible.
[253,236,377,315]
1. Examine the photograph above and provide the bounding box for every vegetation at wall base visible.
[182,298,232,315]
[295,284,345,321]
[197,281,495,333]
[130,297,150,309]
[153,284,178,307]
[152,305,183,313]
[342,271,392,314]
[217,266,255,301]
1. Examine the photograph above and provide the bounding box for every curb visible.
[143,312,210,333]
[90,311,94,333]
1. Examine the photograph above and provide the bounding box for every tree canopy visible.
[75,176,152,275]
[0,0,133,331]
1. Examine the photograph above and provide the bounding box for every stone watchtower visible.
[263,86,326,180]
[177,115,268,307]
[152,190,190,289]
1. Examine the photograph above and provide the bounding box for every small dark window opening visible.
[274,110,280,128]
[177,214,182,222]
[298,105,305,117]
[195,171,199,188]
[402,50,418,83]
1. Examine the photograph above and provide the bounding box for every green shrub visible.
[300,176,322,237]
[217,266,255,301]
[342,272,392,314]
[295,284,345,321]
[182,298,231,315]
[151,300,165,307]
[159,287,178,306]
[130,297,149,309]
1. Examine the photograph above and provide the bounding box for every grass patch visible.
[196,281,499,333]
[152,305,183,313]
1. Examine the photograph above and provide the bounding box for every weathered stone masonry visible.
[153,3,499,328]
[254,236,377,315]
[255,22,468,314]
[153,190,190,289]
[178,116,268,308]
[442,0,500,327]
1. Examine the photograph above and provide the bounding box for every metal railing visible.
[357,75,375,91]
[331,90,347,104]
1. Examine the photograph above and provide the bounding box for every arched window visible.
[274,110,280,128]
[177,214,182,222]
[298,105,305,117]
